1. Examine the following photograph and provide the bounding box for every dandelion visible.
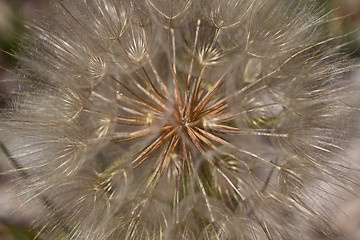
[1,0,360,239]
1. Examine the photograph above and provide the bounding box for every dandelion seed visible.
[1,0,360,239]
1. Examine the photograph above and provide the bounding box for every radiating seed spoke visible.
[112,128,153,142]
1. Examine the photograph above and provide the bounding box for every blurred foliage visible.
[0,219,35,240]
[0,12,24,63]
[326,0,360,56]
[0,1,25,68]
[0,0,48,71]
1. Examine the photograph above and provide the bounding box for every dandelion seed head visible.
[1,0,360,239]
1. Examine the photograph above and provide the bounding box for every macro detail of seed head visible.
[1,0,360,239]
